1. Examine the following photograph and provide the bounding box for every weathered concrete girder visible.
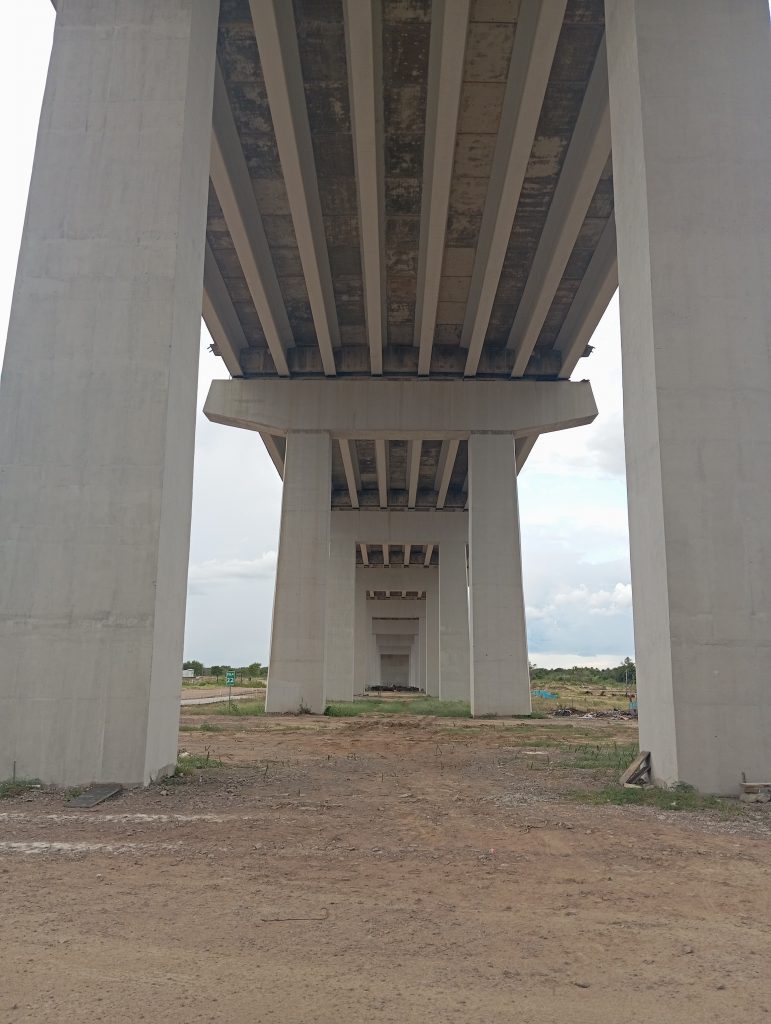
[204,378,597,440]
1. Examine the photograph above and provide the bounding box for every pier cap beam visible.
[204,379,597,440]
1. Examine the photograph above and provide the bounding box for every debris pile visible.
[739,774,771,804]
[620,750,651,789]
[551,707,636,721]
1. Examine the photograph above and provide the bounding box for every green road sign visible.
[226,671,236,687]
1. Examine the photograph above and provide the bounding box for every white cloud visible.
[553,582,632,615]
[188,551,277,594]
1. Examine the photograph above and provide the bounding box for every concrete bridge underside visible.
[0,0,769,793]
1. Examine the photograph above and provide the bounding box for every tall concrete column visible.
[606,0,771,792]
[354,586,369,694]
[266,432,332,714]
[438,539,471,701]
[468,434,531,716]
[323,528,356,701]
[0,1,219,786]
[425,581,440,697]
[417,615,427,692]
[368,608,381,686]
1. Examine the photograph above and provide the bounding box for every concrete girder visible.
[435,439,460,510]
[462,0,568,376]
[200,249,288,478]
[339,438,360,509]
[209,64,293,377]
[407,440,422,508]
[508,37,612,376]
[343,0,386,376]
[556,215,618,379]
[375,438,389,508]
[414,0,471,376]
[204,379,598,440]
[250,0,340,375]
[202,242,246,379]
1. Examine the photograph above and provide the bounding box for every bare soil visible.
[1,714,769,1023]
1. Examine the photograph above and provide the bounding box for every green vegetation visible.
[179,722,225,733]
[165,751,224,782]
[571,741,640,773]
[183,677,267,689]
[325,697,472,718]
[0,777,41,799]
[578,782,740,815]
[529,657,636,687]
[184,660,268,683]
[184,699,265,717]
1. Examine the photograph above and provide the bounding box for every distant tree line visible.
[529,657,636,687]
[183,660,268,681]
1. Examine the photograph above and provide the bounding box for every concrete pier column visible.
[323,528,356,701]
[606,0,771,792]
[265,432,332,714]
[438,539,471,701]
[425,579,440,697]
[468,434,531,716]
[354,587,369,694]
[0,1,219,786]
[369,607,381,686]
[417,615,427,692]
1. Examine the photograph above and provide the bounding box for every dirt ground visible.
[1,714,770,1024]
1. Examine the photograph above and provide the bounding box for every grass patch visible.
[571,742,640,774]
[179,722,225,733]
[0,777,41,799]
[165,751,224,782]
[184,699,265,717]
[577,782,741,815]
[326,698,472,718]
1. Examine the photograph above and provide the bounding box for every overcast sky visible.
[0,2,634,670]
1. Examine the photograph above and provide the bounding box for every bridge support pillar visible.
[607,0,771,792]
[265,432,332,714]
[0,0,219,786]
[468,434,531,716]
[438,539,471,702]
[323,527,356,702]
